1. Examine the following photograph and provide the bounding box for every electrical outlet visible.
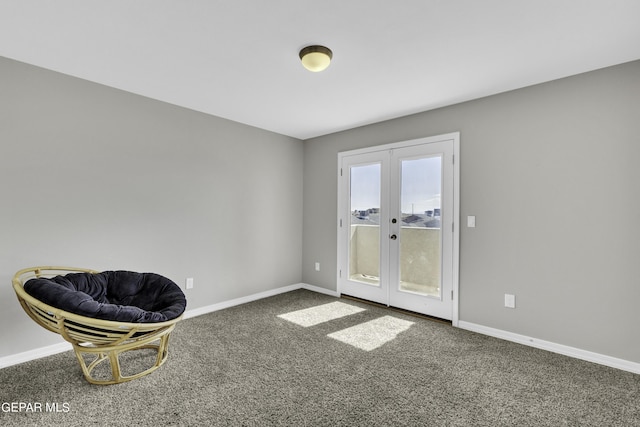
[504,294,516,308]
[315,262,320,272]
[186,278,194,290]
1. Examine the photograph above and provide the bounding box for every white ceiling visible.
[1,1,639,140]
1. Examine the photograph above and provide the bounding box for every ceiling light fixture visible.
[299,45,333,72]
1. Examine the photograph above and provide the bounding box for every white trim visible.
[183,283,339,320]
[1,283,329,369]
[337,132,460,323]
[458,320,640,375]
[0,342,72,369]
[451,136,460,327]
[337,132,461,157]
[300,283,340,298]
[183,283,305,320]
[4,286,636,376]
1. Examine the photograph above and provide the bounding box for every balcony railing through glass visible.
[348,224,441,298]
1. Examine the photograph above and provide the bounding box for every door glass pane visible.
[399,156,442,297]
[349,163,381,286]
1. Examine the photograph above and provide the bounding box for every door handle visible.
[390,234,397,240]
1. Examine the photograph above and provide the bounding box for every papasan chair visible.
[12,266,187,385]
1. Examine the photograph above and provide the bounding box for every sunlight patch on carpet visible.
[327,316,414,351]
[278,301,366,327]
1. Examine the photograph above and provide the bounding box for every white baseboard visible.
[184,283,301,319]
[7,286,636,376]
[0,283,338,369]
[183,283,339,320]
[300,283,340,298]
[457,320,640,375]
[0,342,72,369]
[182,284,302,319]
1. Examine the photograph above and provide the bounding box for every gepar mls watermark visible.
[2,402,70,413]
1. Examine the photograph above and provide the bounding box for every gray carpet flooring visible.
[1,289,639,426]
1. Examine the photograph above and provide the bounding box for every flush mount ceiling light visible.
[299,45,333,72]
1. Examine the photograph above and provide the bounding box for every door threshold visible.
[340,294,452,325]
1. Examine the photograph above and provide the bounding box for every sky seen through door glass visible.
[350,157,441,214]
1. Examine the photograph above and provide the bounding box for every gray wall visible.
[0,57,304,357]
[2,53,639,366]
[302,60,640,363]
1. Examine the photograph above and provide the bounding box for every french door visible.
[337,133,459,321]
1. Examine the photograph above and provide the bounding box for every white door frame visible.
[337,132,460,326]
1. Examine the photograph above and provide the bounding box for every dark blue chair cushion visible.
[24,271,187,323]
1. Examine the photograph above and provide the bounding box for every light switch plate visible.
[504,294,516,308]
[467,216,476,227]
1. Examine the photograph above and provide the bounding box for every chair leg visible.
[73,348,93,381]
[73,349,114,385]
[72,333,174,385]
[155,333,171,366]
[109,351,122,383]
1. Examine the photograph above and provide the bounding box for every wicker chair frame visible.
[12,266,183,385]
